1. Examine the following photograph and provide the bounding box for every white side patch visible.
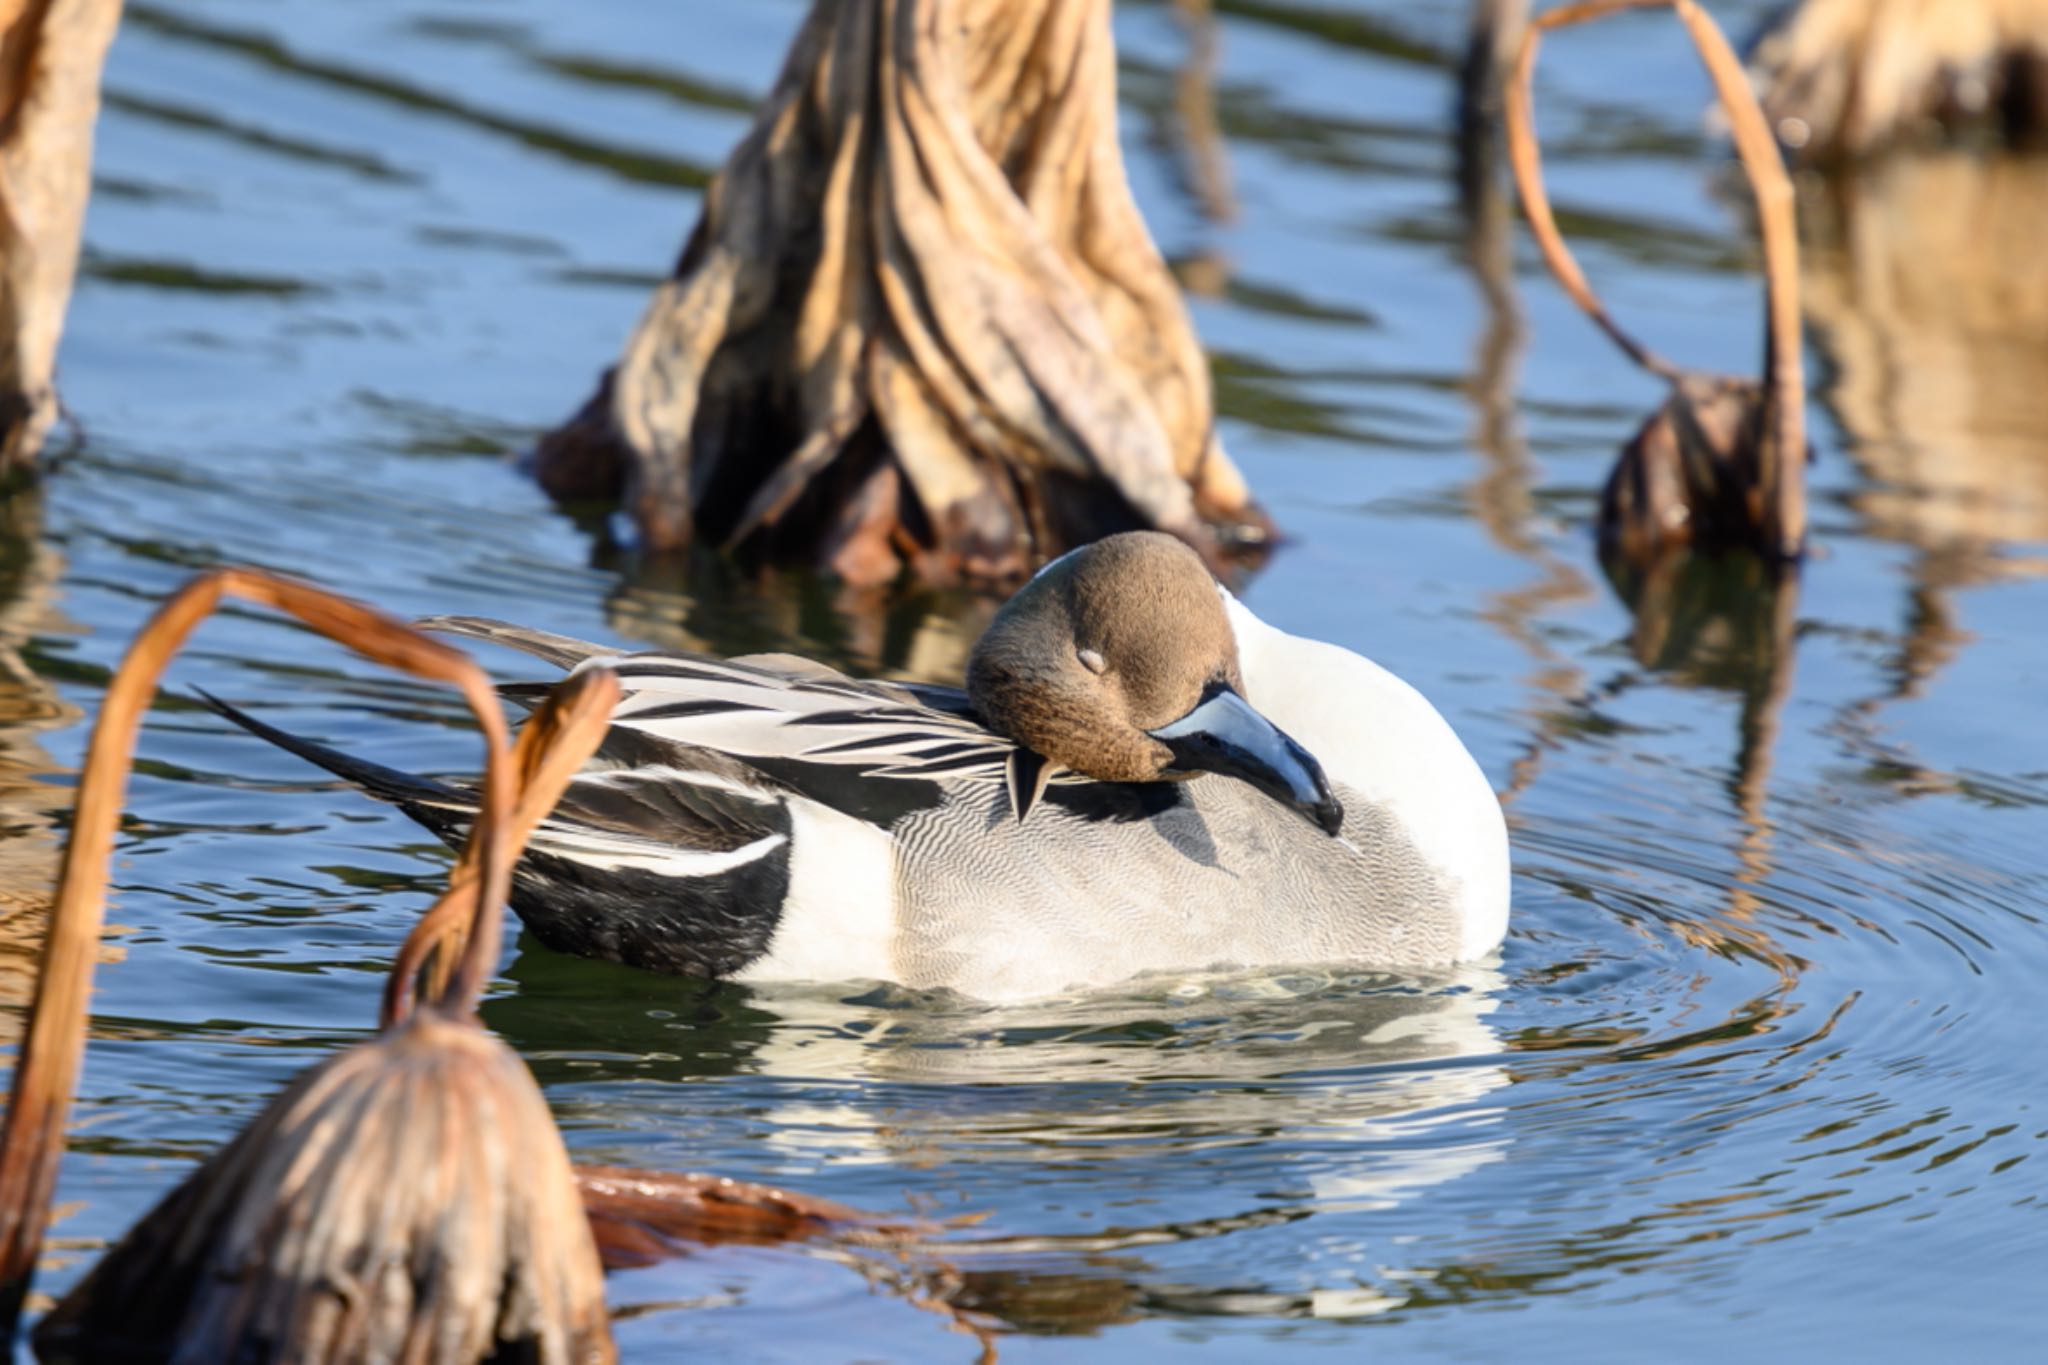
[572,763,777,803]
[733,798,899,985]
[530,828,788,877]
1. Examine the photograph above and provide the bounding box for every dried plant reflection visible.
[1452,34,1597,807]
[1168,0,1237,225]
[1801,151,2048,796]
[0,490,75,1043]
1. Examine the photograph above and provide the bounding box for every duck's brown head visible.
[967,532,1342,834]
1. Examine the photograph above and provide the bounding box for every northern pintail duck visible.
[211,534,1509,1000]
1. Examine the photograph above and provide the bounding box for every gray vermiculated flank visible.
[886,776,1461,996]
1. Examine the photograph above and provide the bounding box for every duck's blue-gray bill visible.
[1149,682,1345,836]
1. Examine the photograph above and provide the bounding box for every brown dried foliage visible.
[578,1167,921,1270]
[0,565,945,1360]
[1750,0,2048,160]
[0,568,617,1363]
[1506,0,1808,568]
[0,0,123,470]
[380,665,619,1029]
[36,1013,613,1364]
[535,0,1265,586]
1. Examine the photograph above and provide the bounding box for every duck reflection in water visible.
[491,955,1510,1329]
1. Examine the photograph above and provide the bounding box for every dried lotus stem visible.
[382,665,621,1028]
[0,568,616,1361]
[0,567,512,1334]
[2,566,958,1360]
[36,1010,615,1363]
[1506,0,1808,562]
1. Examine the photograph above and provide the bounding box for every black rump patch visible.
[508,838,793,979]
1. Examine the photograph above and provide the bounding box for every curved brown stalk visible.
[382,666,622,1028]
[3,570,944,1357]
[1503,2,1683,381]
[0,567,513,1335]
[1506,0,1808,561]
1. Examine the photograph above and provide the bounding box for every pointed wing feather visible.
[571,653,1028,789]
[421,617,1085,812]
[523,764,792,878]
[417,615,618,669]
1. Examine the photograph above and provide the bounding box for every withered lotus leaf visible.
[536,0,1265,584]
[37,1015,613,1365]
[0,570,615,1363]
[1750,0,2048,159]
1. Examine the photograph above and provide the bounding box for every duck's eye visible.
[1078,648,1107,675]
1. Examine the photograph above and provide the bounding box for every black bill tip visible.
[1148,682,1346,838]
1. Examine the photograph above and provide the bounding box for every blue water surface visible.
[3,0,2043,1359]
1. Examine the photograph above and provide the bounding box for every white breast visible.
[734,798,900,985]
[1222,592,1511,960]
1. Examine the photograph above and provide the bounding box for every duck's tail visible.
[200,687,801,979]
[196,690,478,834]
